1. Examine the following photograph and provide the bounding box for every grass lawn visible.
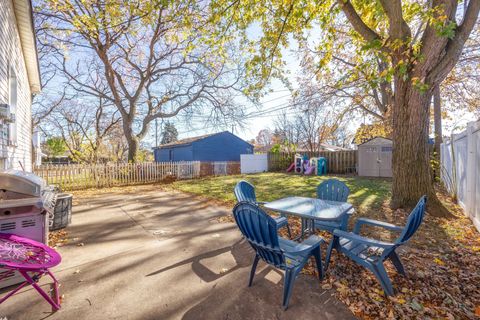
[164,172,480,319]
[168,172,391,212]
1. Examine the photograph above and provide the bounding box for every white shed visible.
[358,137,393,177]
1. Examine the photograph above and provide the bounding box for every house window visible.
[8,66,17,146]
[169,149,173,161]
[381,146,393,152]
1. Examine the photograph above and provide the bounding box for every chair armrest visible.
[333,229,394,248]
[256,201,267,205]
[353,218,403,234]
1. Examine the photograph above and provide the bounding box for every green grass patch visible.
[168,172,391,213]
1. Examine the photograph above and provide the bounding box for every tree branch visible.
[338,0,383,43]
[428,0,480,83]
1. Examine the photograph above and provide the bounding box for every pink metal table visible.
[0,233,61,310]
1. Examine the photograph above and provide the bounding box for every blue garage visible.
[153,131,253,162]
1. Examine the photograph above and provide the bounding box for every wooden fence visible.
[199,161,241,176]
[267,151,357,173]
[34,161,201,191]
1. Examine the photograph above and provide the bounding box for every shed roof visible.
[154,131,252,149]
[12,0,41,93]
[358,137,392,146]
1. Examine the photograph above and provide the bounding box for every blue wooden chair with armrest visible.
[314,179,353,232]
[234,180,291,238]
[232,202,324,309]
[325,196,427,296]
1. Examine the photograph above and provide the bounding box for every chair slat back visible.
[396,196,427,244]
[317,179,350,203]
[234,180,257,203]
[233,202,285,268]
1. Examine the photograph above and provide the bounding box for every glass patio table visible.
[264,196,353,240]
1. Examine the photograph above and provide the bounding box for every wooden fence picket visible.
[34,161,202,191]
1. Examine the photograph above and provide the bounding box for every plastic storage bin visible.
[50,193,73,230]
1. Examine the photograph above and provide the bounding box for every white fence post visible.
[466,122,476,219]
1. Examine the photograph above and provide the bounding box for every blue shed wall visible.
[191,132,253,161]
[154,145,193,162]
[154,132,253,162]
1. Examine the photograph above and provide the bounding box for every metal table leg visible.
[292,218,315,241]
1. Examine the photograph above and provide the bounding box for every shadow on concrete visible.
[147,238,252,282]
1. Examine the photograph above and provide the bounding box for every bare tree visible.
[48,97,121,163]
[298,36,393,121]
[36,1,248,161]
[255,129,274,148]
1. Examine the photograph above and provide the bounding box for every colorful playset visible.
[286,154,327,175]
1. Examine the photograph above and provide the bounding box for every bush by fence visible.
[34,162,201,191]
[267,151,357,174]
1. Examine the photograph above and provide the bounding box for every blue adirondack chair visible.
[314,179,353,232]
[234,180,291,238]
[325,196,427,296]
[232,202,324,309]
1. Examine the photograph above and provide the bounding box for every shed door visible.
[360,146,380,177]
[378,146,393,177]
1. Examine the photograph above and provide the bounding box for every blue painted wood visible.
[154,131,253,162]
[154,145,193,161]
[233,202,324,309]
[234,181,290,235]
[315,179,352,232]
[192,132,253,161]
[325,196,427,296]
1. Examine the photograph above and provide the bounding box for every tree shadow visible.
[146,238,252,282]
[180,263,355,320]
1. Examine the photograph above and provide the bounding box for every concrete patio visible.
[1,188,354,319]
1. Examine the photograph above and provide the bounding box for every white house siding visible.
[0,0,33,171]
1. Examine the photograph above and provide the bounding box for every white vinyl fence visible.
[241,154,268,174]
[440,120,480,231]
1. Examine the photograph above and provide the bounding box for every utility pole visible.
[155,118,158,147]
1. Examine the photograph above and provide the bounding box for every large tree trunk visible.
[126,137,139,163]
[123,121,139,162]
[391,83,450,216]
[391,84,434,208]
[433,85,443,168]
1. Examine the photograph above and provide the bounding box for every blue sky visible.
[37,13,475,149]
[143,26,322,146]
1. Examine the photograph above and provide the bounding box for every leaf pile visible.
[217,194,480,319]
[48,229,69,248]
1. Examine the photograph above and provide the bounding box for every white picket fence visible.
[34,161,201,191]
[440,120,480,231]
